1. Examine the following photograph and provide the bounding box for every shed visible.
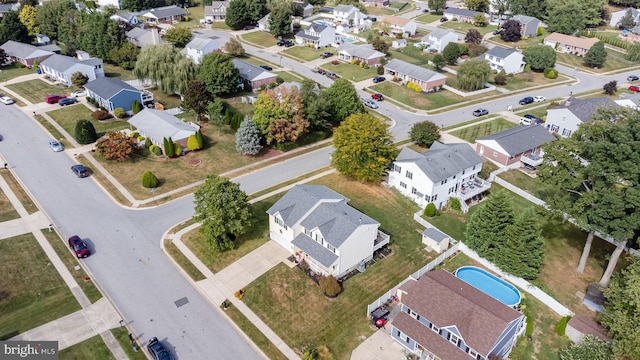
[421,228,450,253]
[565,314,612,344]
[392,39,407,49]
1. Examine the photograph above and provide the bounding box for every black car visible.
[276,39,286,46]
[71,164,89,178]
[519,96,534,105]
[627,75,639,81]
[283,40,295,47]
[372,76,386,83]
[147,337,172,360]
[440,17,448,22]
[472,108,489,117]
[259,65,273,71]
[320,52,333,59]
[493,29,501,35]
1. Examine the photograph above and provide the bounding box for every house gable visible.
[476,125,556,157]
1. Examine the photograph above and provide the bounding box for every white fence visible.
[164,107,184,116]
[124,78,154,88]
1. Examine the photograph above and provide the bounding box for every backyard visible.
[440,21,495,36]
[47,105,129,138]
[242,173,435,359]
[6,79,71,104]
[449,118,517,143]
[320,61,378,82]
[0,234,81,339]
[241,31,279,48]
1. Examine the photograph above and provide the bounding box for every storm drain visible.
[174,297,189,308]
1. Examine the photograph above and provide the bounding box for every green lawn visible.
[321,62,378,82]
[282,46,325,62]
[0,172,38,215]
[440,21,494,36]
[147,87,182,109]
[172,6,205,29]
[102,63,136,81]
[241,31,279,48]
[6,79,71,104]
[388,44,435,66]
[0,234,81,340]
[0,63,37,82]
[498,170,545,198]
[449,118,517,143]
[488,31,550,50]
[275,71,304,83]
[111,327,147,360]
[498,71,564,91]
[41,229,102,304]
[0,185,19,222]
[210,21,231,30]
[243,173,434,359]
[59,334,112,360]
[47,105,129,138]
[415,13,442,23]
[556,49,636,73]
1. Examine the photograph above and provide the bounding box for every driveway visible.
[351,330,408,360]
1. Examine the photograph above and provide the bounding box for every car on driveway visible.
[68,235,90,258]
[519,117,533,125]
[362,98,379,109]
[277,39,286,46]
[372,76,385,83]
[629,85,640,92]
[45,95,66,104]
[0,96,14,105]
[472,108,489,116]
[519,96,534,105]
[627,75,639,82]
[49,140,64,152]
[147,337,173,360]
[283,40,294,47]
[371,93,384,101]
[71,164,89,178]
[70,90,86,98]
[59,97,77,106]
[320,52,333,59]
[259,65,273,71]
[440,17,448,22]
[533,95,546,102]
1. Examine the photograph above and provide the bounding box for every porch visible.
[521,153,543,168]
[455,178,491,213]
[374,230,390,252]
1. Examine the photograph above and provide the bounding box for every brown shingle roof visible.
[393,313,470,360]
[545,33,599,50]
[383,15,411,26]
[401,270,523,356]
[567,314,612,342]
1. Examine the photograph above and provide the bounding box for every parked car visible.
[0,96,14,105]
[519,117,533,125]
[440,17,448,22]
[533,95,546,102]
[371,93,384,101]
[147,337,173,360]
[362,98,379,109]
[326,72,339,80]
[70,90,86,98]
[276,39,286,46]
[370,17,377,22]
[372,76,386,83]
[45,95,66,104]
[627,75,639,82]
[68,235,90,258]
[320,52,333,59]
[70,164,89,178]
[316,68,327,75]
[48,139,64,152]
[629,85,640,92]
[58,97,77,106]
[283,40,294,47]
[422,8,429,12]
[472,108,489,116]
[259,65,273,71]
[519,96,534,105]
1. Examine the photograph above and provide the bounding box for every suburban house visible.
[84,77,152,114]
[421,228,450,254]
[384,59,447,92]
[475,125,556,168]
[204,2,230,22]
[126,28,166,48]
[483,46,525,74]
[391,270,526,360]
[181,37,220,65]
[392,39,407,49]
[381,16,417,37]
[359,0,389,6]
[0,3,18,17]
[336,43,385,65]
[544,33,599,56]
[141,5,187,24]
[418,28,459,53]
[609,8,640,28]
[39,54,104,86]
[545,97,624,138]
[128,109,199,154]
[257,13,270,32]
[0,41,54,68]
[232,58,278,89]
[444,7,488,23]
[294,23,336,48]
[333,4,366,25]
[110,12,140,26]
[387,142,489,211]
[293,1,314,17]
[511,14,540,37]
[266,185,390,278]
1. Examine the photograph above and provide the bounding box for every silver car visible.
[48,140,64,152]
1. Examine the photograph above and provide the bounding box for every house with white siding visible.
[418,28,459,53]
[204,2,230,22]
[544,97,624,138]
[39,54,104,86]
[181,37,220,65]
[294,23,336,48]
[483,46,525,74]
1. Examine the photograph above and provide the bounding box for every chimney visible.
[565,99,571,107]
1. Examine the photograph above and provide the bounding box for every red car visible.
[45,95,67,104]
[629,85,640,92]
[68,235,90,258]
[371,93,384,101]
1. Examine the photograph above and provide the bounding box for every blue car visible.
[147,337,172,360]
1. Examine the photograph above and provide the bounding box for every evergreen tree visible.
[163,137,174,156]
[269,0,292,37]
[163,27,192,48]
[584,41,607,68]
[235,117,263,155]
[617,8,636,29]
[74,119,98,144]
[0,11,31,44]
[181,80,212,121]
[501,207,545,279]
[523,45,557,72]
[465,190,514,260]
[625,42,640,62]
[195,130,204,149]
[141,171,159,188]
[546,0,586,35]
[71,72,89,88]
[300,80,331,130]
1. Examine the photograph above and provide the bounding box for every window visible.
[400,182,407,189]
[562,129,572,137]
[493,151,498,157]
[274,217,288,230]
[433,194,438,201]
[412,187,418,194]
[394,164,401,173]
[327,243,336,253]
[468,349,478,358]
[397,330,409,343]
[406,171,413,179]
[409,309,420,320]
[431,325,440,334]
[304,228,311,236]
[449,333,459,346]
[473,165,476,170]
[462,170,465,175]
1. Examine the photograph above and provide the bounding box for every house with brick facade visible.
[476,125,556,167]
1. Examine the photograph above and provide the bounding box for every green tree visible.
[120,0,166,11]
[223,37,245,57]
[269,0,292,37]
[599,258,640,359]
[500,207,545,279]
[508,0,548,20]
[235,117,263,155]
[371,37,390,54]
[465,0,489,12]
[579,0,607,28]
[473,13,487,27]
[74,119,98,144]
[95,131,135,161]
[428,0,447,13]
[325,78,364,125]
[19,5,38,35]
[71,72,89,88]
[0,11,30,44]
[108,42,140,70]
[625,42,640,62]
[432,54,446,70]
[332,113,398,182]
[163,137,174,156]
[134,44,196,94]
[35,0,75,40]
[546,0,586,35]
[0,49,6,65]
[300,80,331,130]
[132,100,142,114]
[617,9,636,30]
[194,175,253,251]
[75,11,125,60]
[163,27,192,47]
[181,79,213,122]
[410,121,441,147]
[141,171,159,188]
[465,190,514,260]
[603,80,617,95]
[252,86,309,144]
[225,0,267,30]
[442,42,461,65]
[197,52,240,96]
[584,41,607,68]
[21,0,39,6]
[559,335,614,360]
[464,29,482,44]
[523,45,557,71]
[207,98,225,135]
[457,58,491,91]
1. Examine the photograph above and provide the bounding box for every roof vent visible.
[565,100,571,107]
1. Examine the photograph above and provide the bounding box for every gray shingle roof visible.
[485,46,518,59]
[84,77,140,100]
[422,228,449,243]
[445,7,483,18]
[0,40,54,60]
[385,59,446,83]
[307,23,328,33]
[553,97,620,123]
[128,108,198,142]
[184,36,220,52]
[477,125,556,156]
[143,5,187,19]
[334,4,357,13]
[292,233,338,267]
[336,43,384,60]
[40,54,102,73]
[232,58,275,81]
[395,142,484,183]
[512,14,539,24]
[426,28,456,40]
[266,185,347,225]
[295,30,319,41]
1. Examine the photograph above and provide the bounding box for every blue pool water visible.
[342,38,354,43]
[315,20,331,26]
[455,266,521,307]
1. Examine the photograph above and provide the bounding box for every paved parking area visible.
[351,329,408,360]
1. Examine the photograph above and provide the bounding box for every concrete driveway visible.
[351,329,408,360]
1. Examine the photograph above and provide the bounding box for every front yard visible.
[449,118,517,143]
[282,46,327,62]
[6,79,70,104]
[321,62,379,82]
[0,64,36,82]
[556,49,637,73]
[47,105,128,138]
[241,31,279,48]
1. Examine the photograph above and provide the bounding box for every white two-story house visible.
[204,2,230,22]
[483,46,525,74]
[388,142,489,212]
[418,28,459,53]
[333,4,367,25]
[39,54,104,86]
[181,37,220,65]
[266,185,390,278]
[544,97,624,138]
[294,23,337,48]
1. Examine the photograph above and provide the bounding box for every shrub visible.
[141,170,159,188]
[149,144,157,153]
[113,107,126,118]
[15,62,25,68]
[259,84,266,91]
[75,119,98,144]
[136,136,144,141]
[395,33,403,39]
[130,131,139,138]
[163,137,174,156]
[424,203,436,217]
[331,60,339,65]
[144,138,151,148]
[377,65,384,75]
[545,69,558,79]
[448,197,461,211]
[187,134,200,151]
[555,316,571,336]
[494,69,507,85]
[152,146,162,156]
[318,275,342,297]
[91,109,112,120]
[350,59,356,65]
[132,100,142,114]
[173,142,182,156]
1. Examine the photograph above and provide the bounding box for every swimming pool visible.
[342,38,354,43]
[314,20,331,26]
[455,266,521,307]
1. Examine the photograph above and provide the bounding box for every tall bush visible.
[132,100,142,114]
[318,275,341,297]
[163,137,174,156]
[424,203,436,217]
[114,107,126,118]
[173,142,182,156]
[75,119,98,144]
[187,134,200,151]
[141,170,159,188]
